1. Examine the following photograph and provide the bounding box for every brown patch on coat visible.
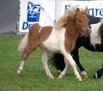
[64,8,90,53]
[65,17,79,53]
[22,23,41,60]
[23,24,53,56]
[28,23,41,46]
[39,26,53,43]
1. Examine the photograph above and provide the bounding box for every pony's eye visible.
[79,20,82,23]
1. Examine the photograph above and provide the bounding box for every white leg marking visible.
[17,61,25,75]
[63,53,82,81]
[41,51,54,79]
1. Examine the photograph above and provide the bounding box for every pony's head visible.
[74,8,91,36]
[65,7,91,36]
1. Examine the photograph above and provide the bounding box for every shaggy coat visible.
[17,7,91,81]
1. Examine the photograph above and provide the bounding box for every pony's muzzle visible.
[86,27,91,33]
[83,27,91,36]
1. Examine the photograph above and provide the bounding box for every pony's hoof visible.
[56,77,61,80]
[58,73,64,79]
[77,77,82,81]
[56,74,64,80]
[81,71,88,78]
[48,76,55,80]
[17,70,22,75]
[58,76,63,79]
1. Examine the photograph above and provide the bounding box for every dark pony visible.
[17,7,91,81]
[50,15,103,78]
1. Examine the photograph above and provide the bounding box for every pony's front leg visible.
[41,50,54,79]
[64,53,82,81]
[72,50,88,78]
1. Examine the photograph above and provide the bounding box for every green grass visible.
[0,36,103,91]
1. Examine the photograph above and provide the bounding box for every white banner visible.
[57,1,103,20]
[19,0,103,33]
[19,0,55,33]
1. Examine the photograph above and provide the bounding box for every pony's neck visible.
[66,18,80,39]
[65,19,80,51]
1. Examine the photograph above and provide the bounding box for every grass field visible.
[0,36,103,91]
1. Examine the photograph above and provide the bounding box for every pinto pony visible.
[50,16,103,78]
[17,7,91,81]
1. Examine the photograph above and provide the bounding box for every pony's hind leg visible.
[41,50,54,79]
[17,38,39,75]
[17,48,32,75]
[17,60,25,75]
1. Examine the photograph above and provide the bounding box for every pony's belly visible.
[42,37,60,52]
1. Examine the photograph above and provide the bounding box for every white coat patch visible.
[42,28,66,52]
[90,20,103,47]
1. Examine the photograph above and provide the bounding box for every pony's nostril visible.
[83,27,91,37]
[86,27,91,33]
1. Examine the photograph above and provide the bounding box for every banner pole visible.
[55,0,59,23]
[18,0,21,36]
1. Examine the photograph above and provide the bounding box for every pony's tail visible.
[18,33,28,53]
[49,53,65,72]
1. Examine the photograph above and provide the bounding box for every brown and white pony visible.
[17,7,91,81]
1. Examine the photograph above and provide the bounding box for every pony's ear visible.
[73,8,80,19]
[76,8,80,13]
[84,6,88,14]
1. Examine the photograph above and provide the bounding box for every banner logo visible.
[27,1,41,22]
[65,5,103,17]
[22,1,43,30]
